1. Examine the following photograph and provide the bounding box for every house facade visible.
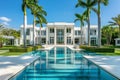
[20,22,98,46]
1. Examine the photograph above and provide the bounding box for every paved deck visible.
[0,56,39,80]
[84,56,120,79]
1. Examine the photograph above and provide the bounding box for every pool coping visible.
[0,56,39,80]
[84,56,120,79]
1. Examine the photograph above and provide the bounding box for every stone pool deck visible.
[84,56,120,79]
[0,56,39,80]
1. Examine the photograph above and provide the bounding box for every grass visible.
[0,52,25,56]
[95,52,120,56]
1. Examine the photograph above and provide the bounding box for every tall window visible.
[67,37,71,44]
[66,28,71,33]
[78,31,81,35]
[90,30,96,35]
[75,31,77,35]
[26,40,30,45]
[41,30,46,35]
[117,40,120,44]
[91,37,96,46]
[50,28,54,33]
[50,37,54,44]
[26,29,30,35]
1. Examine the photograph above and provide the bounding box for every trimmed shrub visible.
[9,46,42,52]
[80,45,114,53]
[9,47,33,52]
[115,48,120,53]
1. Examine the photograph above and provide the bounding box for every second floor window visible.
[26,29,30,35]
[66,28,71,33]
[50,28,54,33]
[78,31,81,35]
[90,30,96,35]
[41,31,46,35]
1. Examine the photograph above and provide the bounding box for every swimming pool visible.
[9,47,119,80]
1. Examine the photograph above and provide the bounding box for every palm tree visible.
[22,0,31,47]
[74,13,86,45]
[35,14,47,45]
[109,14,120,38]
[76,0,96,46]
[92,0,108,47]
[30,3,47,46]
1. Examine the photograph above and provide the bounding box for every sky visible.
[0,0,120,30]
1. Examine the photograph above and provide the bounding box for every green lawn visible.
[0,52,25,56]
[96,52,120,56]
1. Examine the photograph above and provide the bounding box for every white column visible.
[54,27,56,46]
[46,27,48,46]
[64,26,66,45]
[73,27,75,45]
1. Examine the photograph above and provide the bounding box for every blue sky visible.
[0,0,120,30]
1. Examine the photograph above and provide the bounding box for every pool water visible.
[10,47,118,80]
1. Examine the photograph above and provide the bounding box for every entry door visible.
[57,29,64,44]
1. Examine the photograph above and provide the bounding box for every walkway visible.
[84,56,120,79]
[0,56,39,80]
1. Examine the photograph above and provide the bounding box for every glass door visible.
[57,29,64,44]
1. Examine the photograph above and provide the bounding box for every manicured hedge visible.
[9,45,42,52]
[9,47,33,52]
[115,48,120,53]
[80,46,114,53]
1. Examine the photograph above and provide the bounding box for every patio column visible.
[54,27,56,45]
[46,27,48,45]
[64,26,66,45]
[73,27,75,45]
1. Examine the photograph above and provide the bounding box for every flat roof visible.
[0,56,39,80]
[84,56,120,79]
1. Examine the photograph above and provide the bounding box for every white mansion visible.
[20,22,98,46]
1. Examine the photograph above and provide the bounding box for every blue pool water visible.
[10,47,118,80]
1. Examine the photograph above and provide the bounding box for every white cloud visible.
[1,22,9,26]
[0,17,11,22]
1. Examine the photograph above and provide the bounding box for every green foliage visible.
[9,45,42,52]
[9,47,33,52]
[80,45,114,53]
[115,48,120,53]
[0,52,24,56]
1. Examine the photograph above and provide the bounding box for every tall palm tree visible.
[92,0,108,47]
[30,3,47,46]
[22,0,32,47]
[76,0,96,46]
[74,13,86,45]
[35,14,47,45]
[109,14,120,38]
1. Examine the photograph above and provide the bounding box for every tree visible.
[35,14,47,45]
[30,3,47,46]
[74,13,86,45]
[92,0,108,47]
[22,0,34,47]
[102,25,113,45]
[109,14,120,38]
[76,0,96,46]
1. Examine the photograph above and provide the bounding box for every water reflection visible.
[10,47,118,80]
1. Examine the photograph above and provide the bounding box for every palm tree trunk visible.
[33,16,36,46]
[23,9,27,48]
[98,2,101,47]
[81,24,82,45]
[88,15,90,46]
